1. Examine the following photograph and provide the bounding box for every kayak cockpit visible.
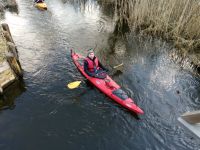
[112,88,128,100]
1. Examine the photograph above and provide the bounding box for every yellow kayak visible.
[35,2,47,10]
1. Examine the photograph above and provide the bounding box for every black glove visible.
[94,72,107,79]
[91,73,97,77]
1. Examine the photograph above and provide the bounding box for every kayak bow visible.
[35,2,47,10]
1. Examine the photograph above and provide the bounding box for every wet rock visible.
[6,56,23,77]
[0,0,18,13]
[2,23,14,43]
[7,42,18,58]
[3,30,13,42]
[0,23,23,94]
[0,61,16,93]
[4,0,18,12]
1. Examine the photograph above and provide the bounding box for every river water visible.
[0,0,200,149]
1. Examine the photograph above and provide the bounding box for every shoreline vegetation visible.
[100,0,200,75]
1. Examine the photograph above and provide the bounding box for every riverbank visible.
[0,0,18,14]
[0,0,22,94]
[101,0,200,75]
[0,23,22,94]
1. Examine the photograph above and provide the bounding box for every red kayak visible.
[71,50,144,114]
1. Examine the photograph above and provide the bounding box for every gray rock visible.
[2,0,18,13]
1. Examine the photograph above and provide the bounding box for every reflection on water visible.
[0,80,25,110]
[0,0,199,150]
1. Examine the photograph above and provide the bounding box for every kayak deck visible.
[35,2,47,10]
[71,50,144,114]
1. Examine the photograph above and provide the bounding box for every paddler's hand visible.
[94,73,99,78]
[90,73,97,77]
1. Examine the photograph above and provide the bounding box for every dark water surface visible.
[0,0,200,149]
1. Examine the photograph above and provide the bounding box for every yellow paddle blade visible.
[67,81,82,89]
[35,3,47,10]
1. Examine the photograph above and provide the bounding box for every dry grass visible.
[113,0,200,54]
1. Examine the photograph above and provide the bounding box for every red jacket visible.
[84,57,100,72]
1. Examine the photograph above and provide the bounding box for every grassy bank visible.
[113,0,200,55]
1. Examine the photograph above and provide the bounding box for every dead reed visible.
[114,0,200,54]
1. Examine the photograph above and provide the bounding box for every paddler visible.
[84,48,108,79]
[34,0,44,3]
